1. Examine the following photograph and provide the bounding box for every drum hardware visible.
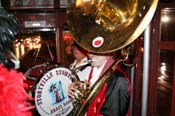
[25,62,50,80]
[67,0,158,115]
[25,62,61,80]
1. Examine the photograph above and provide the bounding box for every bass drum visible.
[24,62,58,95]
[32,66,74,116]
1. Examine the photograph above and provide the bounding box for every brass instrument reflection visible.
[73,0,137,32]
[95,0,137,32]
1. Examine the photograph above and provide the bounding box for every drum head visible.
[34,67,74,116]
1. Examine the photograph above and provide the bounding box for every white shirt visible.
[89,60,107,87]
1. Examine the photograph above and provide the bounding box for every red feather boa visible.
[0,65,34,116]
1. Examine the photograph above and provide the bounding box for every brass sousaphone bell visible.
[67,0,158,53]
[67,0,158,115]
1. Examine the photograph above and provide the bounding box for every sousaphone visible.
[67,0,158,115]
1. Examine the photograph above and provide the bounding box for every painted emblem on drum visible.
[35,67,74,116]
[92,36,104,48]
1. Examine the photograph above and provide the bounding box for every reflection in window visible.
[13,31,57,73]
[13,35,41,59]
[157,50,174,116]
[161,9,175,41]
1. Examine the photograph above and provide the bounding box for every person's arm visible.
[118,77,130,115]
[100,75,130,116]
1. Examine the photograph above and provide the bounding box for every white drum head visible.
[35,67,74,116]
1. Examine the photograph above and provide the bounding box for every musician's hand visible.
[68,80,90,100]
[68,81,81,99]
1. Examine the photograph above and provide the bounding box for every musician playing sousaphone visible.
[66,0,158,115]
[69,48,131,116]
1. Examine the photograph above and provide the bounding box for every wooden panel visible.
[14,12,56,30]
[160,9,175,41]
[156,50,174,116]
[7,0,59,9]
[159,42,175,50]
[171,56,175,116]
[147,1,175,116]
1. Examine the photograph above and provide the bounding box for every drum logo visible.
[35,67,74,116]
